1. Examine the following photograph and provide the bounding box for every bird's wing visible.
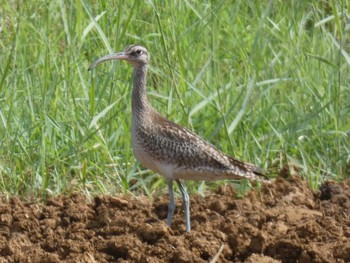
[138,111,268,181]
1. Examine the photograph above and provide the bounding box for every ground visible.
[0,176,349,263]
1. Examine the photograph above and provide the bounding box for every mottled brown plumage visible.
[89,44,270,232]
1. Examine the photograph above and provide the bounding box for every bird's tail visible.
[229,157,271,183]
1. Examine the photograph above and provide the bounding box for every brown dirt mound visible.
[0,176,349,262]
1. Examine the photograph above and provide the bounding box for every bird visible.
[88,44,270,232]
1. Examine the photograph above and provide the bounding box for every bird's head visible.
[88,45,149,71]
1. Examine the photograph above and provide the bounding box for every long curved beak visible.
[88,52,128,71]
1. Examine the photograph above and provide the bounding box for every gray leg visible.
[176,180,191,232]
[166,180,175,227]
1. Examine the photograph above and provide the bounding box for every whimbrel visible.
[89,45,269,232]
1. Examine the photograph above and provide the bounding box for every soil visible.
[0,176,349,263]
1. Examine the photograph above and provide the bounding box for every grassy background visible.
[0,0,349,197]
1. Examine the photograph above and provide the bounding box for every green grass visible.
[0,0,349,197]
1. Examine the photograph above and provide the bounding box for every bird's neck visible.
[132,64,150,115]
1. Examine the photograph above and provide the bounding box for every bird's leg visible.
[166,180,175,227]
[176,179,191,232]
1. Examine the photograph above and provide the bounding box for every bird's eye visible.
[135,49,142,55]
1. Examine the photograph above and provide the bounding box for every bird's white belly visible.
[132,135,175,180]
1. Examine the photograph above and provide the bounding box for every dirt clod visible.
[0,176,349,262]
